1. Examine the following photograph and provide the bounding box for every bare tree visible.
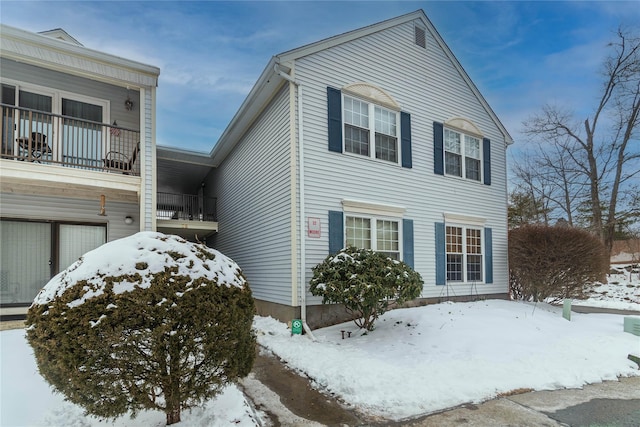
[522,28,640,254]
[510,136,588,226]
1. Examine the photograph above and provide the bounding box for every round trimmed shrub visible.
[26,232,255,425]
[509,224,608,303]
[309,246,423,331]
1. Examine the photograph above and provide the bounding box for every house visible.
[1,9,513,328]
[200,9,514,328]
[0,25,166,319]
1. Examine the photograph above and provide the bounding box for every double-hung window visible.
[444,128,482,181]
[344,95,399,164]
[345,215,400,260]
[446,225,483,282]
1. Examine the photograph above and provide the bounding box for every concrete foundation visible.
[254,293,510,330]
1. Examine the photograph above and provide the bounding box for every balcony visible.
[156,192,218,241]
[1,104,140,175]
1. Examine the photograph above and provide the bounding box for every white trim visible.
[443,126,483,183]
[342,92,401,165]
[443,212,486,226]
[444,224,484,284]
[342,199,405,218]
[342,82,400,111]
[344,213,403,260]
[444,117,483,138]
[1,24,159,88]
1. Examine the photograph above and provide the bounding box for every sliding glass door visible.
[0,220,106,305]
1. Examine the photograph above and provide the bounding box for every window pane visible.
[376,220,399,251]
[446,226,463,281]
[466,228,482,254]
[345,124,370,156]
[445,152,462,176]
[466,229,482,281]
[19,91,52,112]
[467,254,483,281]
[375,133,397,162]
[1,220,51,304]
[465,135,480,159]
[374,106,396,136]
[2,84,15,105]
[444,129,461,153]
[446,226,462,253]
[346,216,371,249]
[447,254,463,281]
[62,99,103,122]
[344,96,369,128]
[58,224,106,271]
[465,157,480,181]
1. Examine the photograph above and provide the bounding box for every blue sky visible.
[2,1,639,155]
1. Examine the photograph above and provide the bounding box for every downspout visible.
[274,63,316,341]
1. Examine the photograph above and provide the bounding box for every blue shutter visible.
[435,222,445,285]
[327,87,342,153]
[402,219,414,268]
[328,211,344,254]
[401,112,412,168]
[484,227,493,283]
[433,122,444,175]
[483,138,491,185]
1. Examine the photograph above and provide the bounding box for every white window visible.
[446,225,483,282]
[444,128,482,181]
[346,215,400,259]
[344,95,399,164]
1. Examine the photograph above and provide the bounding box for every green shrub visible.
[309,246,423,331]
[509,225,608,303]
[26,232,255,425]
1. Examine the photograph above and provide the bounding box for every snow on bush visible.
[309,246,423,331]
[26,232,256,426]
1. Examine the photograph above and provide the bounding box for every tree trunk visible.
[165,338,182,425]
[584,119,603,239]
[166,407,181,425]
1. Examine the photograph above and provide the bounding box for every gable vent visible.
[414,26,426,49]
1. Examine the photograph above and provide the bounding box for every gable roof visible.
[210,9,513,165]
[0,24,160,88]
[38,28,83,46]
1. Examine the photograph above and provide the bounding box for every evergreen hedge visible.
[309,246,423,331]
[26,232,255,425]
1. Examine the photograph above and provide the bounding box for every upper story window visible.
[444,128,481,181]
[343,95,399,164]
[433,119,490,185]
[327,84,412,168]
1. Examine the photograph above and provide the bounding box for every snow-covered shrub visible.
[509,225,608,303]
[26,232,255,426]
[309,246,423,331]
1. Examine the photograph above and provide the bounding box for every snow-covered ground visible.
[572,264,640,311]
[1,264,639,426]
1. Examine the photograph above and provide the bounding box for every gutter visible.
[274,62,316,341]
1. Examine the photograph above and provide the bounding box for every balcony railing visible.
[1,103,140,176]
[157,192,217,222]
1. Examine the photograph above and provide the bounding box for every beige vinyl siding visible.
[0,192,138,242]
[207,84,293,305]
[295,19,508,303]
